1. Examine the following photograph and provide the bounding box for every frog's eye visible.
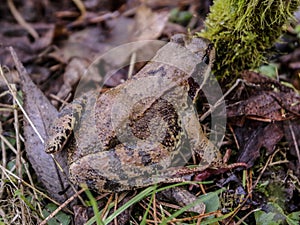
[86,179,95,186]
[202,43,214,65]
[202,54,210,65]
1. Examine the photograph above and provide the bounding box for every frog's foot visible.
[193,162,247,181]
[45,95,87,153]
[193,149,247,181]
[45,115,76,153]
[154,164,211,185]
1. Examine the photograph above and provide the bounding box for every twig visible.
[200,79,243,121]
[11,84,26,224]
[228,124,240,150]
[268,160,289,166]
[114,193,118,225]
[0,122,7,199]
[7,0,39,40]
[225,152,274,224]
[153,193,158,225]
[128,52,137,79]
[0,130,46,214]
[39,188,85,225]
[0,164,62,207]
[49,93,70,105]
[235,208,261,225]
[0,103,16,109]
[101,193,113,220]
[288,120,300,165]
[0,62,44,144]
[72,0,86,19]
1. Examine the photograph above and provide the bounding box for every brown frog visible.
[45,34,225,193]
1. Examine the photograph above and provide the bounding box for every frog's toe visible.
[45,115,75,153]
[45,132,67,153]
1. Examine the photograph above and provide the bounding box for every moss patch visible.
[198,0,300,80]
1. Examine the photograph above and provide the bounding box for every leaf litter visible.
[0,0,299,224]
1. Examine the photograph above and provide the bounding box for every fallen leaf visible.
[227,71,299,169]
[227,93,285,121]
[10,47,74,203]
[236,122,284,168]
[227,71,300,121]
[0,23,54,67]
[131,5,169,41]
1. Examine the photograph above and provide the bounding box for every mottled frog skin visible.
[45,34,223,192]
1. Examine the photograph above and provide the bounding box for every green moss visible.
[198,0,300,80]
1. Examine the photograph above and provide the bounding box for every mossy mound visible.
[199,0,300,80]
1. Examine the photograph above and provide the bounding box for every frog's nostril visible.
[65,129,71,137]
[86,179,95,186]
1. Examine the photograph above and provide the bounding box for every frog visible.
[45,34,227,193]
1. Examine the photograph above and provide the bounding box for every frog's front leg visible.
[45,95,88,153]
[183,112,223,168]
[184,114,247,178]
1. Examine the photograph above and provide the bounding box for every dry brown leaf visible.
[10,47,74,203]
[131,5,169,41]
[236,122,284,168]
[227,71,300,121]
[227,93,285,121]
[0,23,54,67]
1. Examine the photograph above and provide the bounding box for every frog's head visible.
[170,34,215,69]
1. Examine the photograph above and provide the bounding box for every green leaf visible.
[169,8,192,25]
[14,189,35,211]
[257,64,278,79]
[100,186,156,225]
[255,210,278,225]
[295,24,300,37]
[84,186,104,225]
[286,211,300,225]
[160,188,225,225]
[140,189,156,225]
[200,211,235,225]
[42,203,71,225]
[199,191,220,213]
[89,184,217,225]
[7,159,27,177]
[255,202,288,225]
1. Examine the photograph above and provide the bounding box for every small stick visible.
[7,0,39,40]
[39,188,85,225]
